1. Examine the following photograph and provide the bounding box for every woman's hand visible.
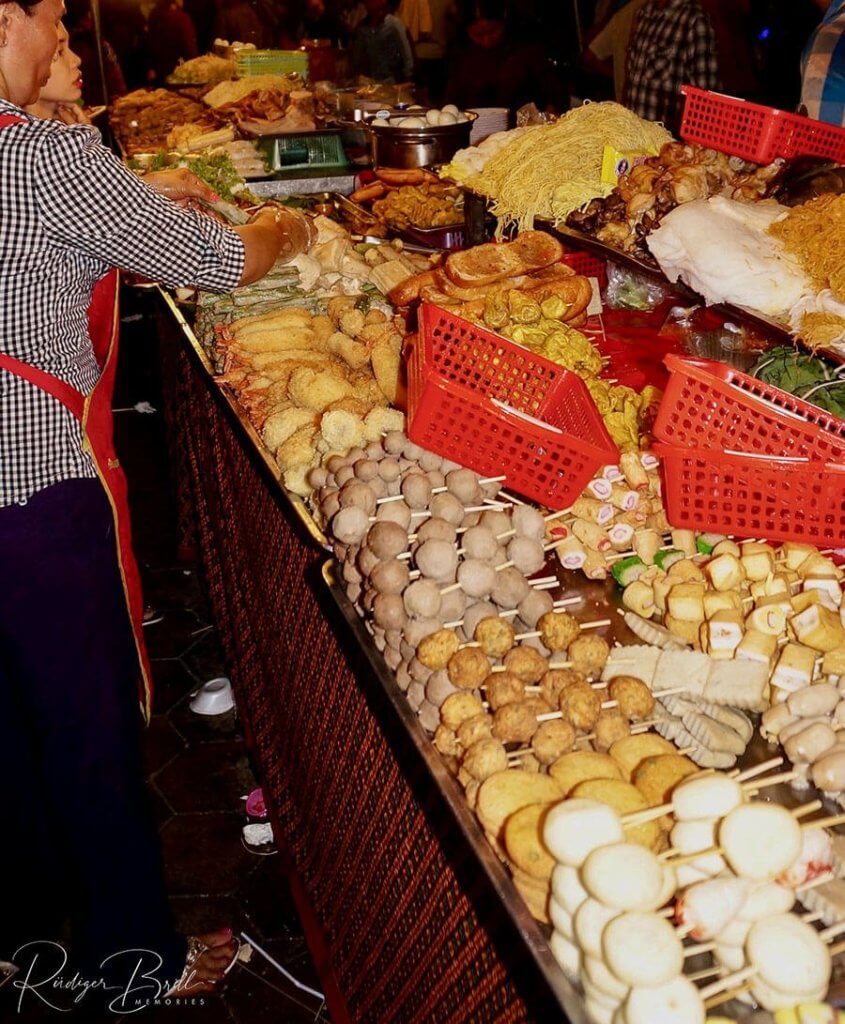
[143,168,221,208]
[55,103,90,125]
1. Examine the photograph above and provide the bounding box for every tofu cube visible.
[704,590,742,619]
[791,604,845,652]
[771,643,818,693]
[797,554,842,580]
[803,576,843,608]
[755,593,793,617]
[664,614,702,649]
[781,542,818,572]
[711,540,741,558]
[791,590,837,616]
[745,604,788,636]
[741,547,775,582]
[706,553,745,592]
[667,582,706,622]
[822,645,845,677]
[750,575,789,602]
[653,575,673,614]
[667,559,706,583]
[706,610,745,654]
[735,629,778,669]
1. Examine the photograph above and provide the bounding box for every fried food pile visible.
[393,232,660,451]
[567,143,783,266]
[110,89,216,155]
[166,54,235,86]
[371,183,462,231]
[214,300,405,494]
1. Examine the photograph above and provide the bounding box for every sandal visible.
[166,931,239,997]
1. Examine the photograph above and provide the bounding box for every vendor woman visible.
[0,0,310,1004]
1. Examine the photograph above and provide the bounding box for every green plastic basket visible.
[258,131,347,172]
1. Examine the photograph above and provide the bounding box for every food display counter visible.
[155,290,574,1023]
[124,67,845,1024]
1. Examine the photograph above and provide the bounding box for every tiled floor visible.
[0,290,330,1024]
[119,291,332,1024]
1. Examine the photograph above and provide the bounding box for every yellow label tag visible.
[600,145,657,185]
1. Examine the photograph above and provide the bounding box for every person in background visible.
[350,0,409,81]
[400,0,458,104]
[387,0,414,81]
[801,0,845,125]
[624,0,721,132]
[26,22,88,123]
[297,0,340,40]
[750,0,822,112]
[101,0,149,90]
[147,0,198,82]
[65,0,127,104]
[586,0,648,102]
[214,0,274,48]
[446,0,557,111]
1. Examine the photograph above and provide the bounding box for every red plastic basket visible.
[680,86,845,165]
[654,354,845,462]
[407,305,619,509]
[561,248,607,287]
[654,443,845,545]
[654,355,845,543]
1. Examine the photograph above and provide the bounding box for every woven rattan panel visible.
[158,324,541,1024]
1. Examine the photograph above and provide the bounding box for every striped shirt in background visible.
[624,0,720,132]
[801,0,845,127]
[0,99,244,508]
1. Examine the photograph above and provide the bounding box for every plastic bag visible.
[605,261,672,311]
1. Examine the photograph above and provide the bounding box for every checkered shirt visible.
[0,98,244,507]
[801,3,845,128]
[624,0,721,131]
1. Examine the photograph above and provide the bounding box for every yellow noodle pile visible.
[770,194,845,303]
[469,102,672,232]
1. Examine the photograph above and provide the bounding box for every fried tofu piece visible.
[287,367,353,412]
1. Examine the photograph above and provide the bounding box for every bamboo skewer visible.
[376,475,507,504]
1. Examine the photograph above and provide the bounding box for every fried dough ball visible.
[434,725,460,757]
[462,602,498,638]
[560,683,602,732]
[532,719,576,765]
[568,635,610,677]
[594,710,630,752]
[524,695,554,718]
[456,713,493,749]
[417,628,461,670]
[504,645,549,684]
[474,617,516,659]
[608,676,655,722]
[447,647,492,689]
[492,703,538,744]
[440,691,485,730]
[462,737,508,781]
[540,668,588,708]
[485,671,526,710]
[538,612,581,652]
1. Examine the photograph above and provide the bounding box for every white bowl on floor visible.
[189,676,235,715]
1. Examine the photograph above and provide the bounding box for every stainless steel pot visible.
[367,113,476,170]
